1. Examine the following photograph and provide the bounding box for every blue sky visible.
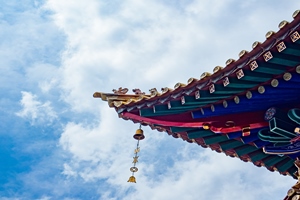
[1,0,300,199]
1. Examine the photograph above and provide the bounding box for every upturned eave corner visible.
[93,88,152,108]
[93,92,107,101]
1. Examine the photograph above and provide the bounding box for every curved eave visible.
[94,10,300,178]
[119,114,298,178]
[100,11,300,112]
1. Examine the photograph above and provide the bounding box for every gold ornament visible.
[134,147,140,154]
[133,156,139,163]
[128,124,144,183]
[127,176,136,183]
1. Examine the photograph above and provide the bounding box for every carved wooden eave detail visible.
[93,92,150,107]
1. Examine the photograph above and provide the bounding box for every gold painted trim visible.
[187,77,198,84]
[226,58,235,66]
[296,65,300,74]
[213,66,223,73]
[174,82,186,89]
[239,50,248,58]
[242,127,251,136]
[265,31,275,39]
[236,69,244,79]
[223,77,230,87]
[246,91,252,99]
[252,41,261,49]
[291,31,300,42]
[263,51,273,62]
[276,41,286,52]
[149,88,161,97]
[271,79,279,87]
[161,87,173,94]
[283,72,292,81]
[203,123,211,130]
[278,20,289,29]
[288,188,295,197]
[234,96,240,104]
[249,61,258,71]
[258,86,265,94]
[200,72,211,80]
[293,10,300,18]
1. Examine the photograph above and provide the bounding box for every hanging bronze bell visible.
[127,175,136,183]
[133,128,145,140]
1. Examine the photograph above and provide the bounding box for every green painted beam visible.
[282,48,300,57]
[219,140,244,151]
[182,96,218,106]
[263,156,285,167]
[223,77,258,89]
[268,53,300,67]
[168,100,205,110]
[277,159,295,172]
[288,166,298,178]
[235,146,258,157]
[254,62,287,75]
[211,86,245,95]
[203,135,229,145]
[240,70,272,82]
[154,104,197,113]
[281,43,300,56]
[187,129,215,139]
[194,90,231,100]
[170,127,197,133]
[250,151,270,162]
[140,107,188,117]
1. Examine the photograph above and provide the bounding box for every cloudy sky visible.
[1,0,300,199]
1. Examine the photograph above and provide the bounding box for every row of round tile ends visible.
[205,70,298,114]
[171,10,300,91]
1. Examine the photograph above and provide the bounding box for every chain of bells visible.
[128,127,145,183]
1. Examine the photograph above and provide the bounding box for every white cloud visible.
[42,0,300,199]
[16,91,57,125]
[62,163,78,178]
[59,106,296,198]
[44,0,300,114]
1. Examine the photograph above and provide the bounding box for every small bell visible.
[133,128,145,140]
[127,176,136,183]
[128,125,144,183]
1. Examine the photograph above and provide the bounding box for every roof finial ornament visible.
[133,88,145,95]
[149,88,160,97]
[293,10,300,18]
[161,87,171,94]
[112,87,128,95]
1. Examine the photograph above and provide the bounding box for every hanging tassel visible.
[128,124,145,183]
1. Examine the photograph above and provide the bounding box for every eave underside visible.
[95,11,300,178]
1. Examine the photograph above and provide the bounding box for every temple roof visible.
[95,10,300,178]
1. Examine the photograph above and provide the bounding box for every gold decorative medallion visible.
[283,73,292,81]
[276,41,286,52]
[250,61,258,71]
[263,51,273,62]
